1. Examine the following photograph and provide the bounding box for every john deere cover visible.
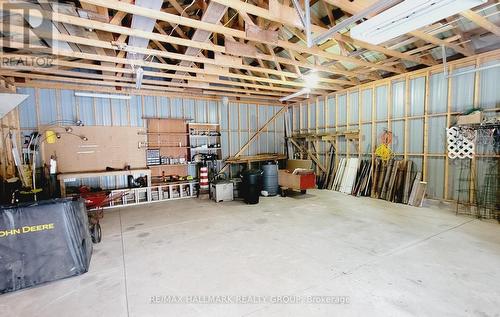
[0,199,92,294]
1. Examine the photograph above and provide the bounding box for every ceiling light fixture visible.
[312,0,399,46]
[350,0,487,45]
[303,71,319,89]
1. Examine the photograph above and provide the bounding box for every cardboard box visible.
[457,111,482,125]
[286,159,312,171]
[278,170,316,190]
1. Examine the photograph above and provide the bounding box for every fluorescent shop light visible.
[75,92,131,100]
[350,0,487,45]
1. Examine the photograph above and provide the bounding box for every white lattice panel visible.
[446,127,475,159]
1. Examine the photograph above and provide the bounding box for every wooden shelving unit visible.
[188,122,222,160]
[105,181,199,209]
[145,118,191,184]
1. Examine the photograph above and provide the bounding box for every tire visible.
[91,223,102,244]
[300,190,307,194]
[280,187,287,197]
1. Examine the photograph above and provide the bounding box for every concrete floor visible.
[1,190,499,317]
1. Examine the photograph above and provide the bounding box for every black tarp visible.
[0,199,92,294]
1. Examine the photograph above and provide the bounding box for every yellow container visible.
[45,130,57,144]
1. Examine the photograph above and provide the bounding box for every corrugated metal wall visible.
[289,60,500,201]
[15,88,286,188]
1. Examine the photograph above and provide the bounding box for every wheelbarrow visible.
[80,190,129,243]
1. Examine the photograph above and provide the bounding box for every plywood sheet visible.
[204,63,229,74]
[214,52,242,66]
[43,126,146,173]
[225,40,257,58]
[245,24,278,44]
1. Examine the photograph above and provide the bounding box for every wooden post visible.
[387,82,392,154]
[346,92,350,159]
[470,57,481,204]
[315,97,320,167]
[371,86,376,165]
[444,65,454,200]
[237,102,241,155]
[358,87,362,158]
[423,71,430,182]
[404,77,410,162]
[335,94,339,165]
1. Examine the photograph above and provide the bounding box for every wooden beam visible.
[8,9,363,80]
[409,30,474,57]
[0,54,310,94]
[335,33,436,66]
[0,41,340,91]
[0,69,292,98]
[289,138,327,172]
[460,9,500,37]
[323,0,474,58]
[76,0,402,73]
[234,106,287,157]
[17,79,286,104]
[213,0,429,66]
[323,0,372,15]
[174,1,227,76]
[219,105,287,173]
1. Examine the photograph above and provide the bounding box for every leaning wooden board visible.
[42,126,147,173]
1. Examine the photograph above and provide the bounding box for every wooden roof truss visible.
[0,0,499,103]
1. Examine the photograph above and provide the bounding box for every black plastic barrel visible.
[262,162,279,196]
[241,169,262,204]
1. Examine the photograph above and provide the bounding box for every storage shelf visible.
[139,132,189,135]
[98,182,199,210]
[142,117,193,121]
[150,180,198,186]
[190,148,222,151]
[148,163,194,167]
[188,123,220,126]
[142,145,190,148]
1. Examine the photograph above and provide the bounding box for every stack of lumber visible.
[328,158,427,207]
[328,158,360,194]
[225,153,286,164]
[352,160,373,197]
[317,145,335,189]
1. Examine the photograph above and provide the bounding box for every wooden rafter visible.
[0,0,498,102]
[461,9,500,37]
